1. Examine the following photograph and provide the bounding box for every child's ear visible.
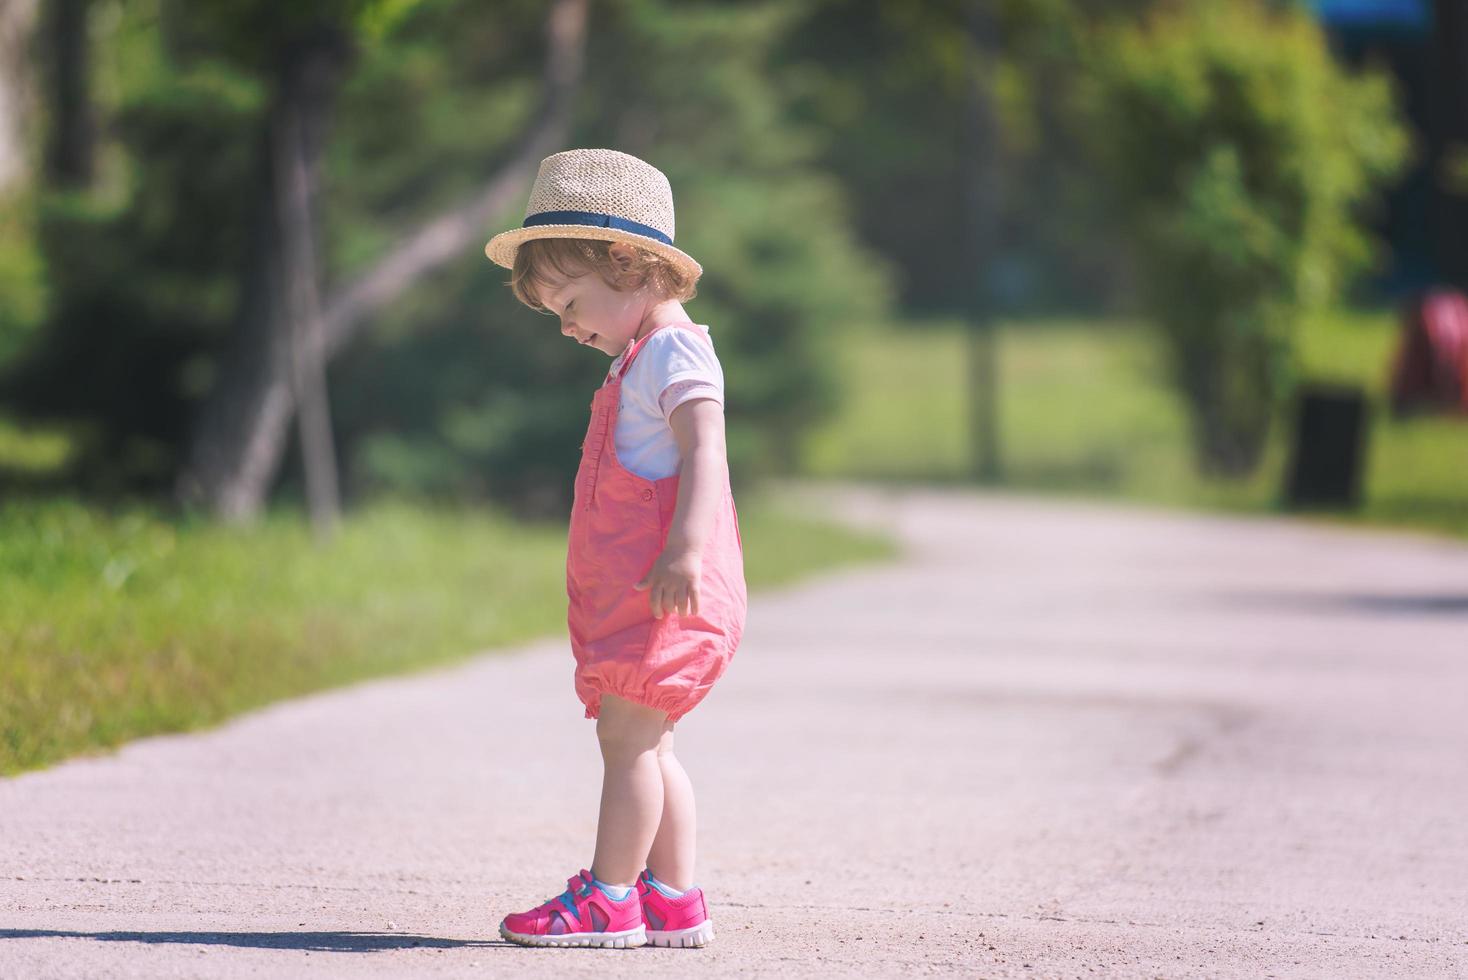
[608,242,638,275]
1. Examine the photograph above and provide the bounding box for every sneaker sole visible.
[498,922,646,948]
[646,919,715,948]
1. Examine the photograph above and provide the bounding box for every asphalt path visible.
[2,482,1466,978]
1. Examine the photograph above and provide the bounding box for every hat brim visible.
[484,225,703,280]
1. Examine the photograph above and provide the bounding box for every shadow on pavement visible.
[1212,590,1468,617]
[0,929,505,952]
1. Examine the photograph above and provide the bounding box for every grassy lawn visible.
[800,308,1468,539]
[0,487,896,776]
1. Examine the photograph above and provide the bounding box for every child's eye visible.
[566,300,575,311]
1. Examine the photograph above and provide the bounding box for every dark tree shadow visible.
[0,929,506,952]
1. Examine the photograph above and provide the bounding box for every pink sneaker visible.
[498,869,647,948]
[636,869,716,947]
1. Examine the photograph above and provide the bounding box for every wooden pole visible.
[963,0,1002,483]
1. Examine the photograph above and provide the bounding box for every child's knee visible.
[595,694,666,758]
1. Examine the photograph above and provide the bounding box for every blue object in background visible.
[1309,0,1441,299]
[1310,0,1431,31]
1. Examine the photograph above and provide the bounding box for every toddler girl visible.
[483,148,747,949]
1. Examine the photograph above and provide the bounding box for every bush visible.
[1073,0,1409,477]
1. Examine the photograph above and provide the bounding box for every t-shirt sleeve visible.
[658,379,722,420]
[629,328,725,421]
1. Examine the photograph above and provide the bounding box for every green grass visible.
[800,308,1468,539]
[0,487,896,776]
[0,416,75,473]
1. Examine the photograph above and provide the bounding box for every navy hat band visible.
[522,210,673,246]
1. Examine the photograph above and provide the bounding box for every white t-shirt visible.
[605,323,725,480]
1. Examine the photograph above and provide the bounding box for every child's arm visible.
[633,396,727,619]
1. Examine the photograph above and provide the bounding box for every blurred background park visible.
[1,0,1465,776]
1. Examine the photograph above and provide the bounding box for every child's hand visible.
[634,547,703,619]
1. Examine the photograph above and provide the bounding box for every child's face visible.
[537,254,649,357]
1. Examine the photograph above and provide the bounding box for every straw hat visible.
[484,148,702,281]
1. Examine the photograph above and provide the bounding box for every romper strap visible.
[611,321,707,381]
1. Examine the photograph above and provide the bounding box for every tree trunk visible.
[1173,330,1273,480]
[172,155,294,523]
[41,0,91,188]
[962,0,1002,484]
[0,0,38,192]
[272,32,347,540]
[173,0,588,524]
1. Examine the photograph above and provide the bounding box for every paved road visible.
[3,483,1466,978]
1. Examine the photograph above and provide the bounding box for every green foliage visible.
[1072,0,1410,477]
[0,33,265,492]
[4,0,1418,509]
[768,0,1158,316]
[678,170,892,474]
[320,0,895,510]
[578,0,897,476]
[3,0,893,512]
[0,191,48,368]
[770,0,980,313]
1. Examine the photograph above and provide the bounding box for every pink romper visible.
[567,320,747,724]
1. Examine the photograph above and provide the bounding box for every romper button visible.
[641,489,653,500]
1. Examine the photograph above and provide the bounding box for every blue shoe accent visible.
[644,871,687,898]
[591,876,632,901]
[556,886,580,916]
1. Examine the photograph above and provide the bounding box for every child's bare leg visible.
[645,725,696,891]
[590,693,668,887]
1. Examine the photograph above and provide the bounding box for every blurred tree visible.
[0,0,587,521]
[1433,0,1468,287]
[769,0,1160,484]
[324,0,896,512]
[769,0,1154,317]
[0,0,44,371]
[1073,0,1409,477]
[41,0,92,188]
[959,0,1003,483]
[269,23,354,540]
[0,0,38,191]
[0,0,256,498]
[573,1,898,477]
[176,0,587,525]
[0,0,891,521]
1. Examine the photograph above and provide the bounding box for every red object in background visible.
[1387,288,1468,417]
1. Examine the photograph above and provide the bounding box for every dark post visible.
[1282,382,1369,510]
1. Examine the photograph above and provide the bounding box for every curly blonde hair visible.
[508,238,699,313]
